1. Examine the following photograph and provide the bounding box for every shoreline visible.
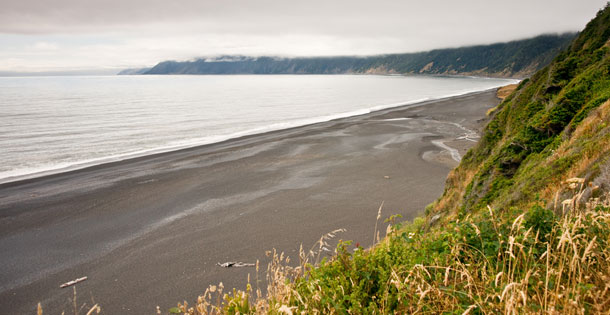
[0,89,502,314]
[0,87,510,188]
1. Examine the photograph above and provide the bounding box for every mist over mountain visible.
[140,33,576,78]
[117,67,151,75]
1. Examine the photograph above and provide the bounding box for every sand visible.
[0,89,501,314]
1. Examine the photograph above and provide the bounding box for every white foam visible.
[0,76,518,184]
[431,140,462,162]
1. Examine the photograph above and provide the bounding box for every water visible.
[0,75,516,183]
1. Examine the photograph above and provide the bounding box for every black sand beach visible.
[0,89,501,314]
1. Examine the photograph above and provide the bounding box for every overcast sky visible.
[0,0,607,73]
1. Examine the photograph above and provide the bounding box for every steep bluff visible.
[431,4,610,218]
[141,33,575,78]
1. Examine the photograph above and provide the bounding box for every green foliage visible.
[552,56,580,84]
[438,4,610,213]
[223,288,254,314]
[251,204,610,313]
[571,93,610,126]
[289,222,450,313]
[524,204,556,241]
[424,202,437,216]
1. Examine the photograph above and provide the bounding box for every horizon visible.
[0,0,606,74]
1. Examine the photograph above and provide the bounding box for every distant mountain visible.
[117,67,152,75]
[142,33,576,78]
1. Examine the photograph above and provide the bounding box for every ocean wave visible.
[0,77,516,184]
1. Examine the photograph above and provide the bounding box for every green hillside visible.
[142,34,575,78]
[434,4,610,216]
[165,5,610,314]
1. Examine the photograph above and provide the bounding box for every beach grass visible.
[39,182,610,314]
[163,185,610,314]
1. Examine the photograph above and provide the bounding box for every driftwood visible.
[60,276,88,288]
[217,262,255,268]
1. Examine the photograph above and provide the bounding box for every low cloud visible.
[0,0,606,71]
[29,41,59,51]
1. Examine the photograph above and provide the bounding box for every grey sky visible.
[0,0,606,72]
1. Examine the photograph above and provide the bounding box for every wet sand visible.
[0,89,500,314]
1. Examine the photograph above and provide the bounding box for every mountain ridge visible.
[138,33,576,78]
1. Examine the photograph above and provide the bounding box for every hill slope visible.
[162,4,610,314]
[432,4,610,217]
[142,33,575,78]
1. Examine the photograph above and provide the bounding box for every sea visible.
[0,74,517,184]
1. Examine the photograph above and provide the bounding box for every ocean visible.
[0,74,516,183]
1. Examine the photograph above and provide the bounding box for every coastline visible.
[0,83,516,186]
[0,89,502,313]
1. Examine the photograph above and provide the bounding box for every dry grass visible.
[487,84,520,116]
[169,229,347,314]
[496,84,519,101]
[435,165,478,215]
[38,186,610,314]
[166,178,610,314]
[378,196,610,314]
[539,99,610,205]
[37,287,101,315]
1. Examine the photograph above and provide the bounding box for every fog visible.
[0,0,606,72]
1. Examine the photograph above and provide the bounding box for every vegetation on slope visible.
[432,3,610,218]
[158,4,610,314]
[143,33,575,78]
[173,99,610,314]
[169,198,609,314]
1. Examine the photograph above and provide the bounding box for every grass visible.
[36,287,101,315]
[432,3,610,216]
[487,84,519,116]
[166,181,610,314]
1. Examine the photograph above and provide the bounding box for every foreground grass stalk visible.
[167,184,609,314]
